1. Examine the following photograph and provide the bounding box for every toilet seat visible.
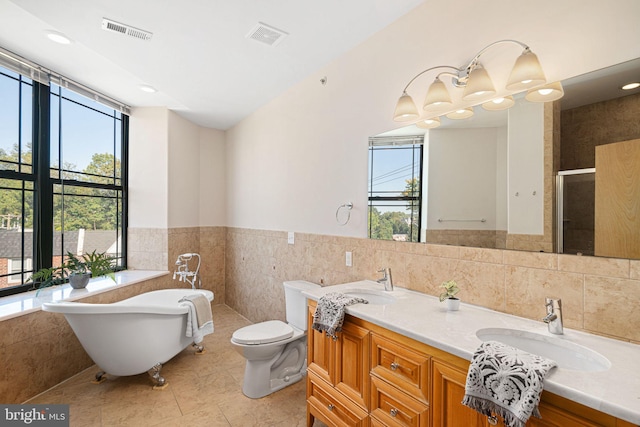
[232,320,294,345]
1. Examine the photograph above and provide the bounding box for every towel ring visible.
[336,202,353,226]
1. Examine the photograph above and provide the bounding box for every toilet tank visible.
[283,280,321,331]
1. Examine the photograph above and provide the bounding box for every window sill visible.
[0,270,169,321]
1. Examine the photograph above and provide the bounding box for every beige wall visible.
[224,228,640,346]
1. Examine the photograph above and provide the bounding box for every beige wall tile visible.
[558,254,629,278]
[503,250,558,270]
[584,276,640,341]
[631,260,640,279]
[505,266,584,329]
[459,247,503,264]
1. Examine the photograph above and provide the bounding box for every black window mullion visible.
[32,81,52,272]
[120,115,129,270]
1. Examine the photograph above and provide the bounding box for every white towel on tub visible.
[179,294,214,344]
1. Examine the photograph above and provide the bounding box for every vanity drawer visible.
[370,376,428,427]
[308,371,369,427]
[370,333,430,404]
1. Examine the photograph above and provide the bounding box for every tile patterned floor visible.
[27,305,323,426]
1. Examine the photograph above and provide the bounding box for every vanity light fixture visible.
[445,107,474,120]
[524,81,564,102]
[393,39,559,123]
[415,116,441,129]
[482,95,515,111]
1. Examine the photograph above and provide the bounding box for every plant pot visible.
[446,297,460,311]
[69,273,91,289]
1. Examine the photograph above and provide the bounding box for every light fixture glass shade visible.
[482,95,515,111]
[445,107,474,120]
[462,65,496,100]
[423,78,452,110]
[393,92,419,121]
[506,50,546,90]
[525,81,564,102]
[415,116,441,129]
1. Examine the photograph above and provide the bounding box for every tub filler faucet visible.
[377,267,394,291]
[542,297,563,335]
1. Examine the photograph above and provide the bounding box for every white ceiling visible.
[0,0,423,130]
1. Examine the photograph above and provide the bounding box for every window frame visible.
[0,68,128,297]
[368,136,424,243]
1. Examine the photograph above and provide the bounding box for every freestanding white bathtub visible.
[42,288,214,387]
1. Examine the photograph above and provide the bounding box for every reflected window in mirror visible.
[368,136,423,242]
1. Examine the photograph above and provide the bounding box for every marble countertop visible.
[303,280,640,425]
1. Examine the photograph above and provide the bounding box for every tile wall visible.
[225,227,640,345]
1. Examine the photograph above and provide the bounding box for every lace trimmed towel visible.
[179,294,214,344]
[312,292,367,339]
[462,340,557,427]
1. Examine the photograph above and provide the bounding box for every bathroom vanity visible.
[304,281,640,427]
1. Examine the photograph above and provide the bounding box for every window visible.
[8,258,31,284]
[368,136,423,242]
[0,56,128,296]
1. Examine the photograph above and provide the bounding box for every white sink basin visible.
[340,288,396,305]
[476,328,611,372]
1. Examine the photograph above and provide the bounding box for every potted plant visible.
[30,250,116,292]
[439,279,460,311]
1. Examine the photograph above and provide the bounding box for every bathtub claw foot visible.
[192,343,206,354]
[92,371,107,384]
[148,363,167,389]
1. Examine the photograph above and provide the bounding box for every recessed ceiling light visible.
[621,82,640,90]
[45,30,72,45]
[139,84,157,93]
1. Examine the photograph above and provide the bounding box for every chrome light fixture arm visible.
[400,65,461,94]
[393,38,557,123]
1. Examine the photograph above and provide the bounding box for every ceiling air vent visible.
[246,22,288,47]
[102,18,152,41]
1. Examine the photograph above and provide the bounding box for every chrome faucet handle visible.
[376,267,393,291]
[543,298,563,335]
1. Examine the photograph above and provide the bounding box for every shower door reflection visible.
[556,169,596,256]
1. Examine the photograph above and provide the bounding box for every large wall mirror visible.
[368,57,640,260]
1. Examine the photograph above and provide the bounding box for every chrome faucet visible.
[542,298,563,335]
[376,268,394,291]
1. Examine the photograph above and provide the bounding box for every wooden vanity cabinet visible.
[306,301,637,427]
[431,358,491,427]
[370,333,430,427]
[307,303,371,427]
[431,357,637,427]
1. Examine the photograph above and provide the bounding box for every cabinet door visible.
[308,371,370,427]
[308,305,334,384]
[370,375,429,427]
[431,360,489,427]
[525,402,603,427]
[371,333,430,404]
[335,319,371,410]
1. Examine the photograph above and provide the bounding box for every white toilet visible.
[231,280,321,399]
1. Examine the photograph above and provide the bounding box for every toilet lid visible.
[232,320,294,345]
